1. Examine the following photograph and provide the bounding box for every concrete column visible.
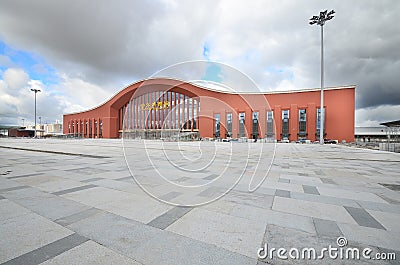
[307,103,316,141]
[290,104,298,141]
[259,108,266,139]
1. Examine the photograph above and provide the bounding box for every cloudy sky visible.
[0,0,399,127]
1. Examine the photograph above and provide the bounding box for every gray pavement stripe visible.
[377,194,400,204]
[278,178,290,183]
[158,191,183,201]
[320,177,336,184]
[30,161,53,165]
[327,157,400,163]
[291,191,360,208]
[64,167,106,175]
[313,218,343,238]
[198,186,223,197]
[0,195,5,200]
[1,233,88,265]
[0,145,110,159]
[147,206,193,230]
[81,177,104,183]
[115,176,132,181]
[174,177,190,182]
[113,168,130,172]
[274,189,290,198]
[6,173,43,179]
[52,184,97,196]
[344,206,386,230]
[203,174,218,180]
[379,183,400,191]
[63,167,90,172]
[302,185,320,195]
[55,207,103,226]
[0,185,30,192]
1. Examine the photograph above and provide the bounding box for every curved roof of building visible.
[65,77,355,115]
[380,120,400,127]
[188,78,355,94]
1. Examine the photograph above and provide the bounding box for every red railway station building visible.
[63,78,355,142]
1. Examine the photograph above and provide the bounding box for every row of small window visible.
[214,108,325,137]
[68,120,103,137]
[270,108,325,133]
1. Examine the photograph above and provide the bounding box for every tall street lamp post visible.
[31,88,41,138]
[39,116,42,138]
[309,9,335,145]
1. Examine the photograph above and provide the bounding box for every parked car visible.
[281,137,289,143]
[324,139,338,144]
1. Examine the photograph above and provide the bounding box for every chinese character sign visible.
[140,101,171,111]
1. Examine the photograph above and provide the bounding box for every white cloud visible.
[0,68,111,125]
[356,105,400,127]
[52,74,111,110]
[2,68,29,91]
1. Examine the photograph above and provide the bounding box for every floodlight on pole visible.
[30,88,41,138]
[309,9,335,145]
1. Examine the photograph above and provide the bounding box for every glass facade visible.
[99,119,102,138]
[226,113,232,137]
[94,120,98,137]
[252,111,259,139]
[89,120,92,138]
[266,110,274,138]
[214,113,220,138]
[282,110,289,138]
[238,112,246,137]
[298,109,307,137]
[122,91,200,139]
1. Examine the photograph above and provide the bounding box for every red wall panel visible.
[63,78,355,142]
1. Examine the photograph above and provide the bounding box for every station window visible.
[226,113,232,137]
[89,120,92,138]
[94,120,98,137]
[299,109,307,137]
[252,112,259,139]
[99,120,103,138]
[214,113,220,138]
[238,112,246,137]
[282,110,289,138]
[266,111,274,138]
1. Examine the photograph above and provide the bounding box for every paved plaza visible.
[0,138,399,264]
